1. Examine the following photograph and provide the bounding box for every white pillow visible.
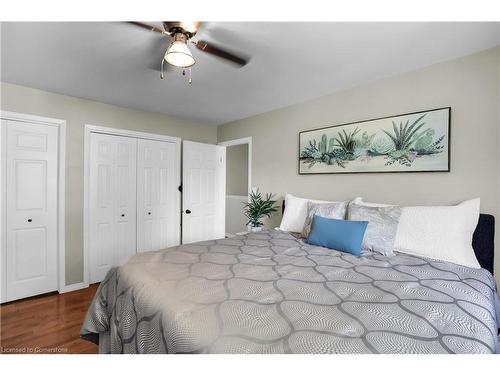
[356,198,481,268]
[279,194,330,233]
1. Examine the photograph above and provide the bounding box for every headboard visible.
[472,214,495,274]
[281,201,495,274]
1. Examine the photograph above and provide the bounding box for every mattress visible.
[81,230,500,353]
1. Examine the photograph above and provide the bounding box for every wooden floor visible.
[0,284,99,354]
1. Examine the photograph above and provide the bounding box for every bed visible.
[81,214,499,354]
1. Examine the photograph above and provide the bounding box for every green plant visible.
[382,114,426,151]
[358,131,376,149]
[318,134,328,154]
[243,190,279,228]
[369,136,394,155]
[300,139,320,159]
[385,150,417,167]
[328,138,336,153]
[413,134,446,155]
[334,127,361,154]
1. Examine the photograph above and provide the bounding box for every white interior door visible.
[137,139,180,252]
[182,141,225,244]
[3,119,59,301]
[89,133,137,283]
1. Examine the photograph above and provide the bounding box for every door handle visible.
[27,218,32,223]
[185,209,191,214]
[147,212,151,215]
[121,214,125,217]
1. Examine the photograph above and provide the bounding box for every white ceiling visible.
[1,22,499,125]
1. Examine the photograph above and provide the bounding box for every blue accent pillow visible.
[307,215,368,256]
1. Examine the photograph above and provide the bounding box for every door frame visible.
[217,137,252,198]
[0,110,66,301]
[83,124,181,287]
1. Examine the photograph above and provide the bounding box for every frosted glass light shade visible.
[165,40,195,68]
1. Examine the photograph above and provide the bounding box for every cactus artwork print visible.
[299,107,450,174]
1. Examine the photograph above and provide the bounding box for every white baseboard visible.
[59,282,89,294]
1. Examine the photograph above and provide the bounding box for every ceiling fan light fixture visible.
[164,33,195,68]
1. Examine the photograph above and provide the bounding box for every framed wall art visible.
[298,107,450,174]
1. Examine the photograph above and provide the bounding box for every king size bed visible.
[81,211,500,354]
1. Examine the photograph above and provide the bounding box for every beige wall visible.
[226,143,248,196]
[218,47,500,281]
[1,82,217,285]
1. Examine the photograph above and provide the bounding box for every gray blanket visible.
[81,230,500,353]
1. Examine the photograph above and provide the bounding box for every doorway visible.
[218,137,252,236]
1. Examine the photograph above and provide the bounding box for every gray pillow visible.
[302,201,348,238]
[347,203,402,256]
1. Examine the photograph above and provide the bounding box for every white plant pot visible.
[250,226,262,232]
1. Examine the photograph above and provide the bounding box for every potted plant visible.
[243,189,279,232]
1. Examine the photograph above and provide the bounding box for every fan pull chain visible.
[160,59,165,79]
[161,65,192,84]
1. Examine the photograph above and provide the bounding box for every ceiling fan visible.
[128,21,249,84]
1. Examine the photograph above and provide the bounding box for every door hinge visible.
[178,185,182,192]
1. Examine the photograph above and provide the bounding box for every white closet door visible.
[4,119,59,301]
[89,133,137,283]
[137,139,180,252]
[182,141,225,244]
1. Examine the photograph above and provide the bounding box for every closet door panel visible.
[89,133,136,283]
[157,145,176,248]
[137,139,179,252]
[137,143,156,252]
[89,134,115,283]
[114,138,137,266]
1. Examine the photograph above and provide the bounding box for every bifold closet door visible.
[88,133,137,283]
[137,139,180,252]
[3,120,59,302]
[182,141,226,244]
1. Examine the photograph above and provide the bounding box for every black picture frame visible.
[298,107,451,175]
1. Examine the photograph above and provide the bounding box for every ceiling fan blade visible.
[193,40,248,67]
[127,21,166,34]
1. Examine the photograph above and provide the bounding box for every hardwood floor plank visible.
[0,284,99,354]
